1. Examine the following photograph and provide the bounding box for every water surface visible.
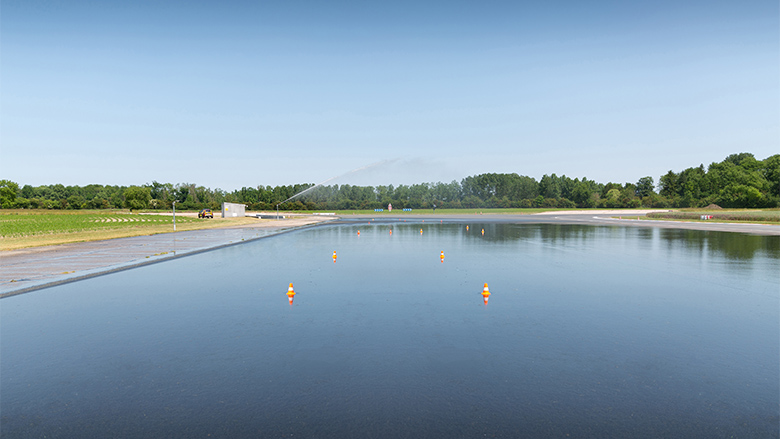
[2,222,778,438]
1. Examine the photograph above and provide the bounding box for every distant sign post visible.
[172,201,177,231]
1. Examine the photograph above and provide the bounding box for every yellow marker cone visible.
[481,228,485,236]
[440,251,445,263]
[332,251,337,262]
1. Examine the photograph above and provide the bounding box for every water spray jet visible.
[275,159,398,218]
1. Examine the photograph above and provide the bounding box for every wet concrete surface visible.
[0,218,332,297]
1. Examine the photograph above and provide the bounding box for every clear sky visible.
[1,0,778,191]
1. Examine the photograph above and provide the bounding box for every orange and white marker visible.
[481,283,491,304]
[357,230,360,236]
[440,251,445,263]
[332,251,337,262]
[420,229,423,234]
[287,283,296,304]
[481,228,485,236]
[466,225,469,231]
[389,229,393,235]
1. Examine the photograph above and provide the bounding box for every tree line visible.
[1,153,778,211]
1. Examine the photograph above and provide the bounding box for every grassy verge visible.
[0,210,264,251]
[622,210,780,224]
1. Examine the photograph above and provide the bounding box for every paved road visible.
[2,211,777,298]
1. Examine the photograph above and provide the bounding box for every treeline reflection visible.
[319,221,778,261]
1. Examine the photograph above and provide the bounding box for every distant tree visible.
[762,154,780,197]
[20,184,34,199]
[571,181,593,207]
[724,152,755,167]
[658,171,678,197]
[66,195,86,209]
[539,174,561,199]
[514,175,539,200]
[124,186,151,210]
[558,175,575,200]
[604,188,621,207]
[601,182,622,199]
[635,176,655,197]
[50,184,68,200]
[0,180,19,208]
[718,184,763,208]
[88,196,109,209]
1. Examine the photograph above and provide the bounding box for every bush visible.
[558,198,576,208]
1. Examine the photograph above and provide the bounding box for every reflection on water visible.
[658,228,780,261]
[377,221,778,262]
[1,222,778,438]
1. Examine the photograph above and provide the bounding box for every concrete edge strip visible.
[0,221,329,299]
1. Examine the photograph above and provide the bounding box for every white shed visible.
[221,202,246,218]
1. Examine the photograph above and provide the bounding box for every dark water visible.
[2,222,778,438]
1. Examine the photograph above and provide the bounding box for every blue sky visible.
[1,0,777,190]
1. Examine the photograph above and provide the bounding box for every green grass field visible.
[0,210,260,250]
[0,210,195,238]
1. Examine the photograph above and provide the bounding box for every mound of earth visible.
[705,204,722,209]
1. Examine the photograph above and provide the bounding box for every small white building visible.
[221,202,246,218]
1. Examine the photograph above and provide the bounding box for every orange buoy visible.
[357,230,360,236]
[420,229,423,234]
[481,228,485,236]
[440,251,445,263]
[287,283,296,304]
[466,225,469,231]
[481,283,491,304]
[389,229,392,235]
[332,251,337,262]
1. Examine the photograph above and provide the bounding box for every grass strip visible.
[0,210,264,250]
[646,210,780,223]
